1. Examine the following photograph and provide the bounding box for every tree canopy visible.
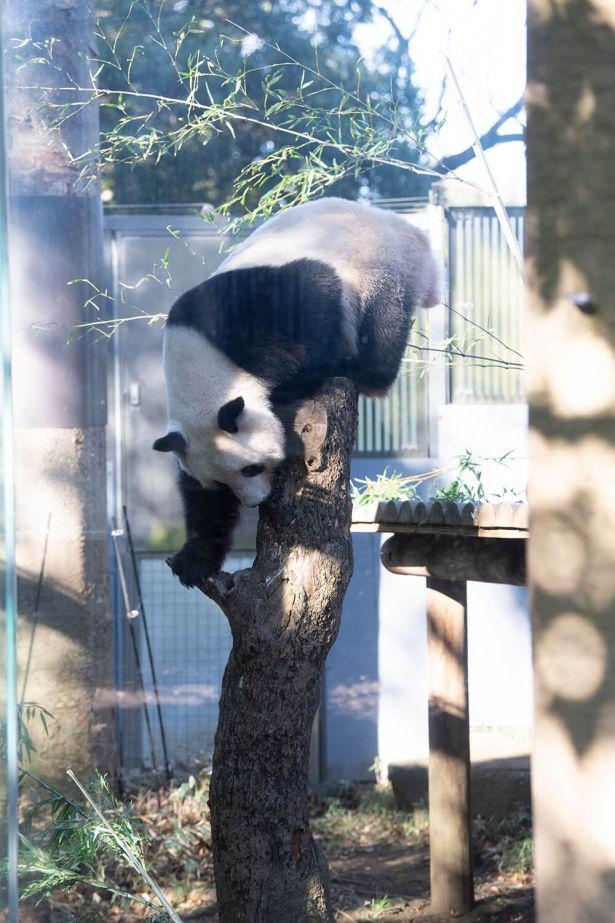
[95,0,433,207]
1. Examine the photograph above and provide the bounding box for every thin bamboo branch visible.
[66,770,182,923]
[445,57,524,277]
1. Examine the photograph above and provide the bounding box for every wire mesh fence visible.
[117,551,253,773]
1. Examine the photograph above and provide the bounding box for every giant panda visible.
[153,197,440,587]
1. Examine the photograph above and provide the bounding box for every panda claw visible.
[166,543,216,588]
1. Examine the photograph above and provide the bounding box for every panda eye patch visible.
[240,464,265,478]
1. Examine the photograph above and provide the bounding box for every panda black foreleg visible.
[168,470,241,588]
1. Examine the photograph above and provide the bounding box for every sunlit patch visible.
[329,680,379,720]
[589,0,615,29]
[537,613,607,702]
[576,81,597,124]
[529,514,586,597]
[548,335,615,418]
[529,434,615,608]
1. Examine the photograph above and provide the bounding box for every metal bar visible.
[357,394,365,453]
[122,506,173,782]
[110,520,159,773]
[0,17,18,910]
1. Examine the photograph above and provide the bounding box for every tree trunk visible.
[527,3,615,921]
[201,378,357,923]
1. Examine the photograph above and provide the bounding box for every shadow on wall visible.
[325,531,381,781]
[16,563,116,785]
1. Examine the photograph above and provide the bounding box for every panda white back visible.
[215,197,440,310]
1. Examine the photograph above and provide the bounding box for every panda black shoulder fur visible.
[154,197,440,587]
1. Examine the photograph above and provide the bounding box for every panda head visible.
[153,395,286,508]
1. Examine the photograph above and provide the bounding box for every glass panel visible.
[0,29,18,913]
[0,0,529,919]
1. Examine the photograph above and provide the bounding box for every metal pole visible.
[123,507,173,781]
[110,521,159,774]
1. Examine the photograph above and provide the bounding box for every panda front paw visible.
[167,540,217,588]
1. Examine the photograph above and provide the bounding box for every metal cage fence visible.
[448,206,525,404]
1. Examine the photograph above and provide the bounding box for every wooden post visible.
[426,577,473,915]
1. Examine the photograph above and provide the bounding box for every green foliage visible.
[351,468,444,506]
[474,808,533,875]
[429,449,489,504]
[313,784,425,846]
[0,701,54,764]
[15,772,159,911]
[352,451,525,506]
[366,894,393,919]
[62,0,432,207]
[9,766,182,919]
[429,449,522,504]
[13,766,216,918]
[17,702,54,764]
[352,470,420,506]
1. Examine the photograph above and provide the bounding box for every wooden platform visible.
[351,500,529,916]
[352,499,528,538]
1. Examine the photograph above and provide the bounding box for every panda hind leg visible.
[168,472,241,588]
[349,295,413,395]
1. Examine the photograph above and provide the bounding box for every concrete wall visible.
[325,404,532,782]
[7,0,116,782]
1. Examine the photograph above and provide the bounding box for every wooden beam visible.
[381,534,526,585]
[426,578,473,915]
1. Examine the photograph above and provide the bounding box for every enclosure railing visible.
[447,206,525,404]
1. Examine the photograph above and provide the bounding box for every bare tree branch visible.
[374,4,412,106]
[376,4,409,48]
[439,95,525,172]
[428,72,448,129]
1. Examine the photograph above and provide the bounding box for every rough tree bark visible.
[200,379,357,923]
[527,2,615,921]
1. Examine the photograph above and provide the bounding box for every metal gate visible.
[448,206,525,403]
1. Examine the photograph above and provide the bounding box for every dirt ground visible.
[14,777,533,922]
[309,789,533,923]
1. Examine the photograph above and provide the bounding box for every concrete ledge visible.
[389,755,531,821]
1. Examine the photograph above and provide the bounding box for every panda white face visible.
[185,402,285,507]
[155,396,286,508]
[156,325,286,506]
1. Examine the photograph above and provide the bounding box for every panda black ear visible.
[153,431,187,453]
[217,396,245,433]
